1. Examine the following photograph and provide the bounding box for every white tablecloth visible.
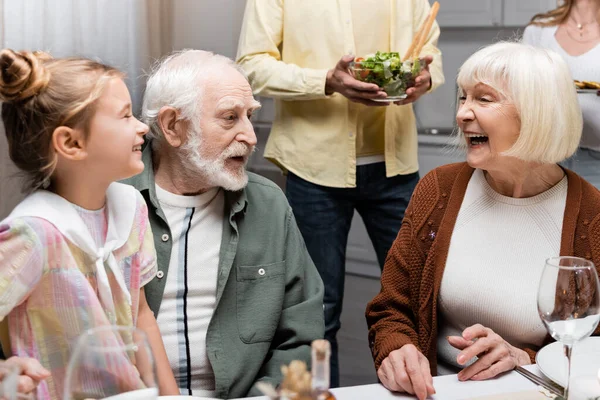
[241,365,543,400]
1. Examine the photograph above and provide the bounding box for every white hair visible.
[455,41,582,164]
[142,49,246,145]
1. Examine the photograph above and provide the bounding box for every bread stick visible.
[403,23,424,61]
[412,1,440,60]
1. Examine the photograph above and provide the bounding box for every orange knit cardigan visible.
[366,162,600,374]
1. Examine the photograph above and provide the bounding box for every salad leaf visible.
[353,52,422,97]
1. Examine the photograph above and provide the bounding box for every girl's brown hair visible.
[0,49,123,191]
[529,0,600,26]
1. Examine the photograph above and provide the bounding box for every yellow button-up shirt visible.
[237,0,444,188]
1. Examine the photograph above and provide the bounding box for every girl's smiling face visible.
[84,78,149,182]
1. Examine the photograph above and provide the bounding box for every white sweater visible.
[436,169,567,375]
[523,24,600,151]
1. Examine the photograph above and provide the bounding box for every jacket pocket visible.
[236,260,285,343]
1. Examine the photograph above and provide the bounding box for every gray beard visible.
[181,135,251,191]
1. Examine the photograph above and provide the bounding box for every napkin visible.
[467,389,556,400]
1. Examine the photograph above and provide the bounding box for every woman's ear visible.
[157,106,187,148]
[52,126,87,161]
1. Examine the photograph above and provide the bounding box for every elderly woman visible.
[366,41,600,400]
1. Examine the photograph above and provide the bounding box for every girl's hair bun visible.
[0,49,51,102]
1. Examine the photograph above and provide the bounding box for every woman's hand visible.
[5,356,50,395]
[377,344,436,400]
[448,324,531,381]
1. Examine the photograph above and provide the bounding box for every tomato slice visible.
[355,57,364,62]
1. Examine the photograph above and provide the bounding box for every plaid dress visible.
[0,183,157,399]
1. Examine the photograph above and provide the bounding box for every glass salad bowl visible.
[349,51,423,101]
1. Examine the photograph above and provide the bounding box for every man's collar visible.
[137,140,248,217]
[137,142,156,193]
[224,186,248,217]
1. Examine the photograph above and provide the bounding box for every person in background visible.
[123,49,324,398]
[236,0,444,386]
[366,42,600,400]
[0,49,178,399]
[523,0,600,187]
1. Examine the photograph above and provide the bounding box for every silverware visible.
[514,366,565,398]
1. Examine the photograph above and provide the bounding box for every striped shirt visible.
[155,184,223,397]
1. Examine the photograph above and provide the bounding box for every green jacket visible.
[122,146,324,398]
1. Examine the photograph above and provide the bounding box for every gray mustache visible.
[223,142,255,158]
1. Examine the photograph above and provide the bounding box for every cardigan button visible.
[442,193,447,197]
[161,233,170,242]
[438,204,443,209]
[427,221,433,226]
[157,270,165,279]
[420,236,426,241]
[581,235,587,240]
[586,253,592,259]
[584,219,589,225]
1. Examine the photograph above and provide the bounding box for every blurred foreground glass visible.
[538,257,600,399]
[569,373,600,400]
[0,360,20,400]
[63,326,158,400]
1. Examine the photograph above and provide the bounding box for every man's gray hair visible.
[142,49,246,144]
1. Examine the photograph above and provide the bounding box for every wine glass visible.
[63,326,158,400]
[537,256,600,399]
[0,360,19,400]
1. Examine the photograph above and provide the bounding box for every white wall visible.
[171,0,246,59]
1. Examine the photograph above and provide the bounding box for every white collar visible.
[3,182,138,324]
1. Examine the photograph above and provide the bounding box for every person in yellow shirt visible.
[237,0,444,386]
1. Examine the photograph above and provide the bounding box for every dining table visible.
[240,365,553,400]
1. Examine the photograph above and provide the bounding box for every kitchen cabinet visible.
[436,0,502,27]
[417,134,465,175]
[435,0,555,28]
[503,0,557,27]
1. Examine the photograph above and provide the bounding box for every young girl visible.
[0,49,178,399]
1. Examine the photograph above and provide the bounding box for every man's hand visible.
[5,356,50,395]
[325,55,389,106]
[394,55,434,106]
[448,324,531,382]
[377,344,436,400]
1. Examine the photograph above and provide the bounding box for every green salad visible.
[353,51,422,97]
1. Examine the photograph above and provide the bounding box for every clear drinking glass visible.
[63,326,158,400]
[537,256,600,399]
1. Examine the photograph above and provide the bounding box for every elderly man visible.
[123,50,324,398]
